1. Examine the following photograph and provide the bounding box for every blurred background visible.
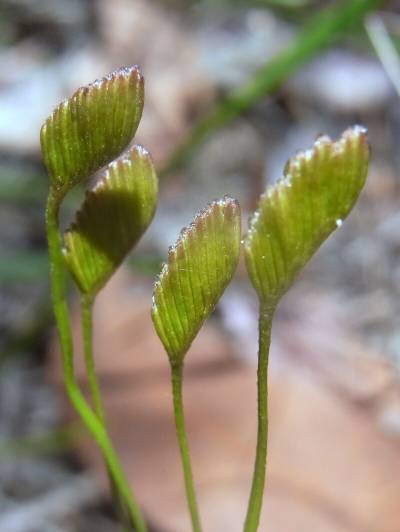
[1,0,400,531]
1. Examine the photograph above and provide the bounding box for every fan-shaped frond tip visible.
[152,196,241,365]
[244,126,369,304]
[63,144,157,296]
[41,66,144,193]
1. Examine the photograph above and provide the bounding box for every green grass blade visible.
[161,0,381,176]
[244,126,370,304]
[63,145,158,296]
[152,196,241,365]
[40,66,144,193]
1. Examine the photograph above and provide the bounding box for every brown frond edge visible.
[63,144,157,296]
[41,66,144,193]
[244,126,370,304]
[152,196,241,365]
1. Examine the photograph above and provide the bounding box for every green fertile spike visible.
[63,145,157,296]
[152,197,241,365]
[40,66,144,193]
[244,126,369,304]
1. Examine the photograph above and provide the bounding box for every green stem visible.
[171,364,202,532]
[160,0,382,176]
[80,294,132,532]
[46,190,147,532]
[244,301,275,532]
[80,295,106,423]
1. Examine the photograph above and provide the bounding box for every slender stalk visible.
[80,294,132,532]
[80,295,106,423]
[46,190,147,532]
[244,301,275,532]
[171,364,202,532]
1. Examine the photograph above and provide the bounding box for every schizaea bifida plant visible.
[41,66,369,532]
